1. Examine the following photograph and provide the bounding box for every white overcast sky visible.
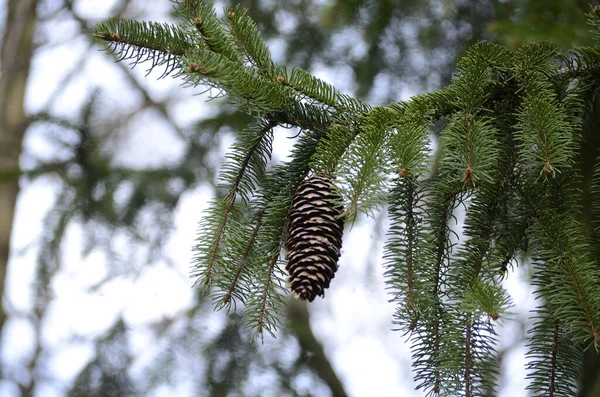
[1,0,537,396]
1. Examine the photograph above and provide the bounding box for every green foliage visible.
[226,4,276,77]
[241,131,322,338]
[26,91,210,301]
[94,1,600,395]
[489,0,595,49]
[191,119,274,292]
[319,0,498,97]
[181,0,243,65]
[69,319,134,397]
[337,106,392,218]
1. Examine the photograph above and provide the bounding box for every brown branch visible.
[204,194,233,286]
[465,316,472,397]
[406,202,415,310]
[549,321,559,397]
[464,113,473,185]
[257,248,278,335]
[204,121,276,286]
[557,250,600,345]
[431,196,453,394]
[222,212,263,305]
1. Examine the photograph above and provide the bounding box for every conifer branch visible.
[93,1,600,390]
[226,5,276,78]
[411,192,455,396]
[338,107,392,218]
[589,6,600,43]
[238,131,321,336]
[257,247,280,336]
[385,179,429,327]
[384,100,433,327]
[280,67,371,114]
[431,209,447,394]
[432,310,441,395]
[178,0,242,66]
[464,114,473,185]
[220,212,263,308]
[310,124,358,175]
[192,120,275,290]
[448,190,506,394]
[203,202,227,285]
[526,308,583,395]
[512,177,600,344]
[548,224,600,343]
[93,18,192,77]
[432,197,453,293]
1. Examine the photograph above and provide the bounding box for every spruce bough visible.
[94,1,600,395]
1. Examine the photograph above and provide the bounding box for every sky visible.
[1,0,539,396]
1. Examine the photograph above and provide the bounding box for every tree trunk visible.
[0,0,39,337]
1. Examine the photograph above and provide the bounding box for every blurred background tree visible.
[0,0,598,395]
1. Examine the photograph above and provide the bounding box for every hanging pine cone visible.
[285,175,345,301]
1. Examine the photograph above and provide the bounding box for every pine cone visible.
[285,175,344,301]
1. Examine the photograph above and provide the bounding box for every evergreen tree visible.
[92,1,600,395]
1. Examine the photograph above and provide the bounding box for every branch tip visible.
[194,17,203,30]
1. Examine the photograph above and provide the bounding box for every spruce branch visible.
[450,41,514,112]
[256,243,282,338]
[192,119,275,291]
[237,131,322,336]
[309,124,357,175]
[337,106,393,219]
[408,192,456,396]
[514,89,576,177]
[385,180,423,312]
[440,114,499,187]
[281,67,371,114]
[384,98,432,325]
[526,311,583,396]
[93,1,600,390]
[589,6,600,44]
[225,4,277,78]
[175,0,242,66]
[430,196,454,393]
[219,211,263,310]
[93,17,192,77]
[550,322,559,397]
[562,46,600,79]
[510,175,600,346]
[533,216,600,344]
[442,181,511,394]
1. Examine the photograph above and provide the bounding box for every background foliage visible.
[1,0,599,396]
